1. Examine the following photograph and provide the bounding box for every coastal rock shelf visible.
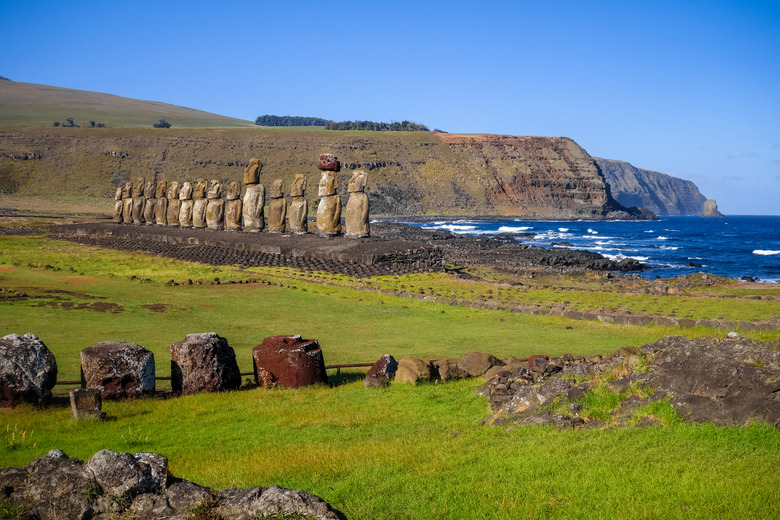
[55,222,444,277]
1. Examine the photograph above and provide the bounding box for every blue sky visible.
[2,0,778,214]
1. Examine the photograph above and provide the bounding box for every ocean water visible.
[402,216,780,283]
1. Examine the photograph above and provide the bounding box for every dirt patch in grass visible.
[33,300,125,313]
[142,304,171,313]
[0,266,17,272]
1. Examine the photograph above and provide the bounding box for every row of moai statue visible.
[112,154,369,238]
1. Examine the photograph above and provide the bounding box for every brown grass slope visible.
[0,79,255,129]
[0,126,631,218]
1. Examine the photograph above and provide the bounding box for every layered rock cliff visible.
[594,158,707,216]
[0,128,642,219]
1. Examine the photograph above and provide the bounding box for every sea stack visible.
[702,199,724,217]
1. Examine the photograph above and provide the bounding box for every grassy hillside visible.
[0,79,256,128]
[1,234,778,519]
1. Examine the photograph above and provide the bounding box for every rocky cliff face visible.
[594,157,707,216]
[0,128,643,219]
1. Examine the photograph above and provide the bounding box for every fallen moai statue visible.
[0,449,346,519]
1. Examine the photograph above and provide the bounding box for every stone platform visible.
[54,222,444,277]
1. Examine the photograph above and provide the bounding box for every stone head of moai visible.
[155,181,168,199]
[318,171,337,197]
[207,179,222,199]
[134,177,146,196]
[270,179,286,199]
[348,170,368,193]
[122,181,133,198]
[145,179,157,197]
[244,158,262,185]
[167,181,180,200]
[193,179,207,200]
[226,181,241,200]
[114,186,123,201]
[290,174,307,197]
[318,153,340,172]
[179,182,193,200]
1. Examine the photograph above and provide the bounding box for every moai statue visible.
[242,158,265,232]
[178,181,194,228]
[288,174,308,235]
[143,178,157,225]
[345,170,370,238]
[267,179,287,233]
[121,181,133,224]
[315,154,341,237]
[113,187,123,223]
[192,178,208,229]
[154,181,168,226]
[132,177,146,224]
[166,181,181,227]
[205,179,224,230]
[225,181,242,231]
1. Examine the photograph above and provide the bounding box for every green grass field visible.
[1,234,779,519]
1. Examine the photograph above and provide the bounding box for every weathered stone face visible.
[179,181,193,200]
[290,174,307,197]
[155,181,167,199]
[80,341,155,400]
[267,181,287,233]
[0,333,58,407]
[348,170,366,193]
[170,333,241,396]
[226,181,241,201]
[318,153,339,172]
[122,181,133,199]
[244,157,262,185]
[193,178,207,200]
[145,179,157,199]
[252,335,328,388]
[318,171,337,197]
[345,182,369,239]
[134,177,145,197]
[207,179,222,199]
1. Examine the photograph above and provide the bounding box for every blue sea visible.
[403,216,780,283]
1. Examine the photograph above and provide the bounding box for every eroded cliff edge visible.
[1,128,644,219]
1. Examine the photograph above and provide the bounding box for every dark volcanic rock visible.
[318,153,340,172]
[0,449,346,520]
[252,335,328,388]
[0,333,57,407]
[170,333,241,395]
[80,341,155,400]
[643,335,779,426]
[366,354,398,382]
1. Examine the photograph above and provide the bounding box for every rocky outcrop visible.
[0,333,57,407]
[594,157,708,216]
[702,199,724,217]
[365,354,398,388]
[481,335,780,428]
[395,356,438,385]
[0,449,346,520]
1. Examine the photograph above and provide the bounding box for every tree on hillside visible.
[255,115,328,126]
[153,119,171,128]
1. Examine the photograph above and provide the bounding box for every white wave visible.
[422,224,476,232]
[754,250,780,256]
[657,236,669,241]
[497,225,533,233]
[558,227,569,232]
[587,228,598,234]
[660,246,680,250]
[644,230,655,233]
[603,254,650,262]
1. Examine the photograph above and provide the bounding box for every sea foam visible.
[753,250,780,256]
